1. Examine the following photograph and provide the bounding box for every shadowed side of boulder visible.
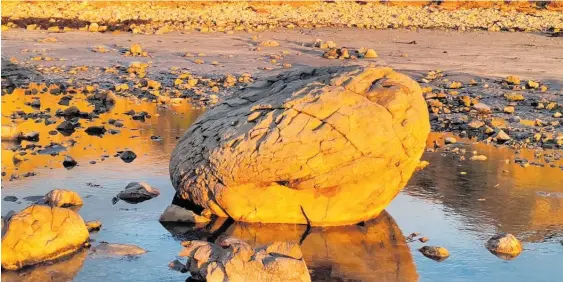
[170,66,430,226]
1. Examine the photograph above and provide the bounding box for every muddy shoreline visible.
[2,28,561,158]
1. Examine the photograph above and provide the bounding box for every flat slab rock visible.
[90,242,146,257]
[170,66,430,226]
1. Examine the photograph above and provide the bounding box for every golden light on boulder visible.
[170,66,430,226]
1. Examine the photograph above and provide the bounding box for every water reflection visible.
[1,249,87,282]
[1,89,203,179]
[163,211,419,282]
[407,133,563,243]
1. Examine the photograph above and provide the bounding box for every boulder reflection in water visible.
[162,210,418,282]
[1,249,87,282]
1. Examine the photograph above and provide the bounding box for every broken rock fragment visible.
[120,150,137,163]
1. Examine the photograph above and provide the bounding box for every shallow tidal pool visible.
[1,94,562,282]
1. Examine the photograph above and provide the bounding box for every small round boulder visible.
[44,189,83,208]
[1,205,89,270]
[486,233,523,259]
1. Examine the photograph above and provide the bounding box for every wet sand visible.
[2,28,562,83]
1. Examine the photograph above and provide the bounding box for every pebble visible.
[419,246,450,261]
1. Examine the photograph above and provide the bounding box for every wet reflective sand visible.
[2,93,562,281]
[1,90,202,178]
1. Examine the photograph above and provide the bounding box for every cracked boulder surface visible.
[179,238,311,282]
[170,66,430,226]
[1,205,89,270]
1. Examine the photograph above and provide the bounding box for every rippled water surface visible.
[2,92,562,282]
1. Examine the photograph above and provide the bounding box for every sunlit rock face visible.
[170,66,430,226]
[1,205,89,270]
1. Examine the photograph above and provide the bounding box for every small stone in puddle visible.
[486,233,522,259]
[63,155,77,168]
[3,196,18,202]
[120,150,137,163]
[168,259,188,272]
[90,242,146,257]
[62,106,80,117]
[115,181,160,204]
[56,121,76,133]
[20,131,39,141]
[419,246,449,261]
[444,137,457,144]
[159,204,211,223]
[44,189,83,207]
[85,126,106,136]
[85,220,102,232]
[29,99,41,108]
[45,118,56,125]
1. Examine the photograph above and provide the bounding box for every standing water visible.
[2,92,562,282]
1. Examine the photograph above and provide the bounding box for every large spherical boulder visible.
[170,66,430,226]
[1,205,89,270]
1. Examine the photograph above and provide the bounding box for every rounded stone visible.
[486,233,523,259]
[170,66,430,226]
[44,189,83,207]
[1,205,89,270]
